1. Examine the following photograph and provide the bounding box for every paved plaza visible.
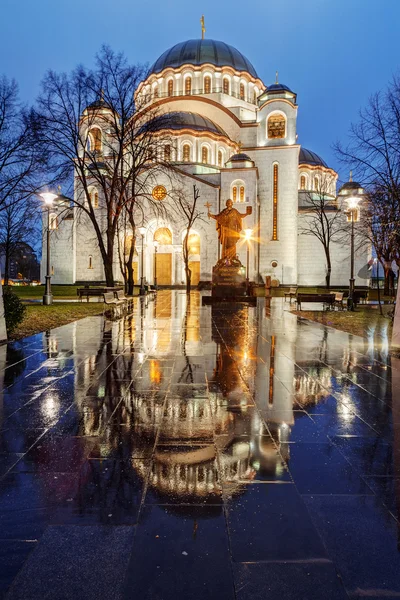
[0,291,399,599]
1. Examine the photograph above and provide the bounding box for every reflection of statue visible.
[208,199,252,262]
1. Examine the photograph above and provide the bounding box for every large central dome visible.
[150,39,258,79]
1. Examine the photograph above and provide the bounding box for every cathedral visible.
[44,36,369,287]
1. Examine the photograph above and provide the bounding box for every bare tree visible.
[174,185,204,293]
[31,46,175,287]
[299,174,343,288]
[336,77,400,294]
[0,197,39,284]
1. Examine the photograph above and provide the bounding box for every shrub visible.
[3,287,26,335]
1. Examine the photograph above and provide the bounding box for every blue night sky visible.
[1,0,399,179]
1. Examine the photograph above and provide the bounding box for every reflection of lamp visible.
[39,192,58,306]
[244,228,252,295]
[153,240,159,290]
[138,226,146,295]
[337,173,367,311]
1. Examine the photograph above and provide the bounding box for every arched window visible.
[51,265,54,275]
[240,83,245,100]
[272,164,278,240]
[164,145,171,162]
[154,227,172,245]
[314,177,319,191]
[223,78,230,94]
[204,76,211,94]
[49,213,58,230]
[218,150,223,167]
[88,256,93,269]
[231,181,246,203]
[88,127,102,153]
[268,114,286,139]
[300,175,306,190]
[183,144,190,162]
[185,77,192,95]
[167,79,174,97]
[187,232,200,255]
[253,89,258,104]
[90,189,99,208]
[201,146,209,164]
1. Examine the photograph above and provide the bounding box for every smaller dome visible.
[228,153,252,162]
[267,83,294,94]
[299,148,328,168]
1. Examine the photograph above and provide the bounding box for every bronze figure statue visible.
[207,199,252,263]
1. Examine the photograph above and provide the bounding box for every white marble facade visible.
[42,38,369,287]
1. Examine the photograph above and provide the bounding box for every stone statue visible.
[208,199,252,263]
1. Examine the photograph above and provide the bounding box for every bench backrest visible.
[297,294,334,302]
[335,292,344,301]
[289,287,297,294]
[104,292,115,303]
[115,290,125,300]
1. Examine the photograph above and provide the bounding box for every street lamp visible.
[39,192,58,305]
[337,174,367,311]
[153,240,159,290]
[244,228,252,295]
[138,226,146,295]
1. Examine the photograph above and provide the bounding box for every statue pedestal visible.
[202,259,256,305]
[212,262,246,298]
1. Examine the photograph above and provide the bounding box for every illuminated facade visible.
[44,38,368,286]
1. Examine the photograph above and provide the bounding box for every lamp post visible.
[337,174,367,311]
[138,226,146,295]
[153,240,159,290]
[39,192,58,306]
[244,228,252,295]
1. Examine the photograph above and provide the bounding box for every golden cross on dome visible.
[200,15,206,40]
[275,71,279,84]
[238,141,243,152]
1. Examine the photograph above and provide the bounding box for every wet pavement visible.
[0,290,399,599]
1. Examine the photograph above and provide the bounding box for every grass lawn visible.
[293,305,393,339]
[11,303,104,340]
[11,285,140,300]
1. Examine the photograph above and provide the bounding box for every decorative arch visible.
[299,173,308,190]
[181,141,192,162]
[154,227,173,245]
[89,187,99,208]
[49,213,58,230]
[201,143,211,165]
[267,112,286,139]
[231,179,246,203]
[88,127,102,153]
[223,77,230,95]
[217,148,225,167]
[204,74,212,94]
[184,75,192,95]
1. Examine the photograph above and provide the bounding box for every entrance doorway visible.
[156,253,172,285]
[189,261,200,285]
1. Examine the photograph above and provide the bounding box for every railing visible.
[140,88,258,106]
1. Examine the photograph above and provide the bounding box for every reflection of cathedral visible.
[44,37,368,286]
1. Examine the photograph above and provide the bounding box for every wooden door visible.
[156,253,172,285]
[189,261,200,286]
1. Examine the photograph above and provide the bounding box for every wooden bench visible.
[78,286,123,302]
[103,291,125,315]
[114,289,133,307]
[296,293,335,311]
[284,287,298,302]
